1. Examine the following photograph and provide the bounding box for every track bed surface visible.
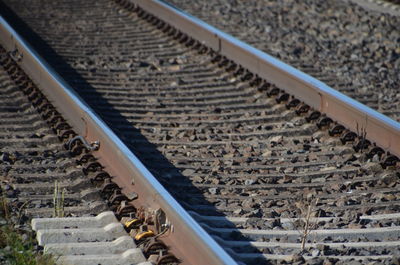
[1,0,400,264]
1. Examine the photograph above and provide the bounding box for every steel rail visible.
[132,0,400,158]
[0,15,237,265]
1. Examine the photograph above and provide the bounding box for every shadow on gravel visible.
[0,3,269,264]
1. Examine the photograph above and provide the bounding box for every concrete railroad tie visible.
[32,211,152,265]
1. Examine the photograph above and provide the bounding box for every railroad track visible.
[1,0,400,264]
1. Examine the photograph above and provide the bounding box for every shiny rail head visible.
[133,0,400,158]
[0,14,238,265]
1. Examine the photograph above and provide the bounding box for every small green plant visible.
[0,223,56,265]
[0,190,56,264]
[53,181,66,218]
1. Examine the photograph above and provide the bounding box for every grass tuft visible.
[0,225,55,265]
[1,190,56,265]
